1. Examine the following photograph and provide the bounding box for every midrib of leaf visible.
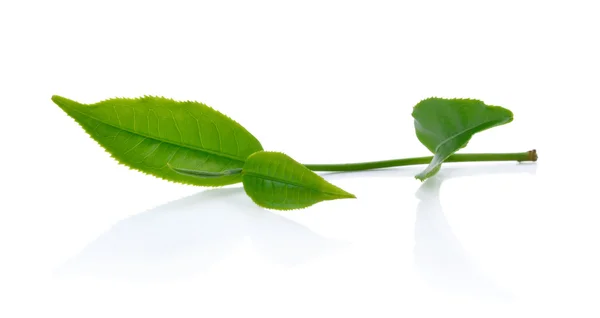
[243,171,344,197]
[433,117,511,156]
[67,106,247,164]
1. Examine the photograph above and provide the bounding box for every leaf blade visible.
[242,151,355,210]
[51,95,263,186]
[412,98,513,180]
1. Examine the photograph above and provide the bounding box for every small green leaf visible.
[242,151,356,210]
[52,95,263,186]
[412,98,514,181]
[169,166,243,178]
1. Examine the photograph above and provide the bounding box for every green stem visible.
[304,149,537,172]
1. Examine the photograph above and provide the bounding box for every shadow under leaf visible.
[57,187,346,282]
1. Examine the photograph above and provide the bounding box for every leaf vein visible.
[168,109,183,143]
[139,142,163,163]
[113,106,122,128]
[123,137,147,155]
[65,106,246,163]
[244,171,341,197]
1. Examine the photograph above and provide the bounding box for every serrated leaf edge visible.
[51,95,250,187]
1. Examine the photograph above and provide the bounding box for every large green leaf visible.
[242,151,355,210]
[51,95,263,186]
[412,98,513,181]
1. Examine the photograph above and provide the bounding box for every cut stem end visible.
[528,149,538,162]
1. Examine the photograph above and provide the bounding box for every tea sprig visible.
[52,95,537,210]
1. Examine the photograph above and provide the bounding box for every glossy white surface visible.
[1,0,599,317]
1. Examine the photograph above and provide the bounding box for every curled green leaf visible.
[169,166,243,178]
[412,98,514,181]
[242,151,356,210]
[51,95,263,186]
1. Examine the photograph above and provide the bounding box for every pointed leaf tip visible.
[51,95,82,110]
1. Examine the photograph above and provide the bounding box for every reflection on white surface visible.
[414,163,537,302]
[56,160,538,300]
[57,187,345,281]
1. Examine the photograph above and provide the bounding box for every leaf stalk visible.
[304,150,537,172]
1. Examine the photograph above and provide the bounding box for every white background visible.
[1,0,599,317]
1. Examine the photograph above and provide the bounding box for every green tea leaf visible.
[51,95,263,186]
[242,151,356,210]
[412,98,513,181]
